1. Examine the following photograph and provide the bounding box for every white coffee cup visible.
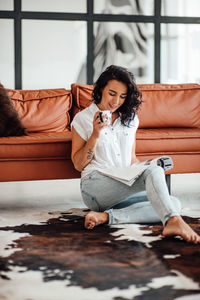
[99,111,112,126]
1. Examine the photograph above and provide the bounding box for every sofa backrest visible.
[70,83,93,117]
[8,88,72,133]
[71,83,200,128]
[137,84,200,128]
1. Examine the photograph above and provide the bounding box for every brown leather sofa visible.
[0,84,200,187]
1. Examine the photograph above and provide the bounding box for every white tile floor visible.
[0,173,199,213]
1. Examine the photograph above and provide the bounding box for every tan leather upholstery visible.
[71,83,93,113]
[136,128,200,174]
[137,84,200,128]
[71,83,200,128]
[0,132,72,160]
[8,89,72,132]
[0,84,199,182]
[136,128,200,153]
[71,83,93,109]
[1,160,79,182]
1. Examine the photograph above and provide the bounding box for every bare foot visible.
[162,216,200,243]
[84,211,109,230]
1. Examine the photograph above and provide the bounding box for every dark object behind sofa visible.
[0,83,26,137]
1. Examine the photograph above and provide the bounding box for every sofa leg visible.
[165,174,171,194]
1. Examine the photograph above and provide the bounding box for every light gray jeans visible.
[80,165,181,225]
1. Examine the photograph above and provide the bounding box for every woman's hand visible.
[92,111,108,139]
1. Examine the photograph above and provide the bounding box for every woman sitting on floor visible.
[71,65,200,244]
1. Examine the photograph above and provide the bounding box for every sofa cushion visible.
[136,127,200,174]
[70,83,93,118]
[0,132,72,160]
[71,83,93,109]
[7,89,72,133]
[71,83,200,128]
[137,84,200,128]
[0,83,26,137]
[136,128,200,154]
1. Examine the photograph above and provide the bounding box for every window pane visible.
[93,22,154,84]
[94,0,154,16]
[22,20,87,89]
[0,0,13,10]
[0,19,14,88]
[22,0,86,13]
[161,0,200,17]
[161,24,200,83]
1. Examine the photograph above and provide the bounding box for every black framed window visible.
[22,19,87,89]
[0,0,200,89]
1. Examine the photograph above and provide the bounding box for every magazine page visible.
[99,156,173,186]
[99,162,147,181]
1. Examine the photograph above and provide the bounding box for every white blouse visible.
[71,103,139,178]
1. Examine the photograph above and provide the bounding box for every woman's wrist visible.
[84,133,99,162]
[91,130,100,140]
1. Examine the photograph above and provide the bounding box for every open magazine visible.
[99,156,173,186]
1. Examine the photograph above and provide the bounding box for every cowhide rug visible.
[0,208,200,300]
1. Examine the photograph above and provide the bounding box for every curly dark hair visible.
[93,65,142,126]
